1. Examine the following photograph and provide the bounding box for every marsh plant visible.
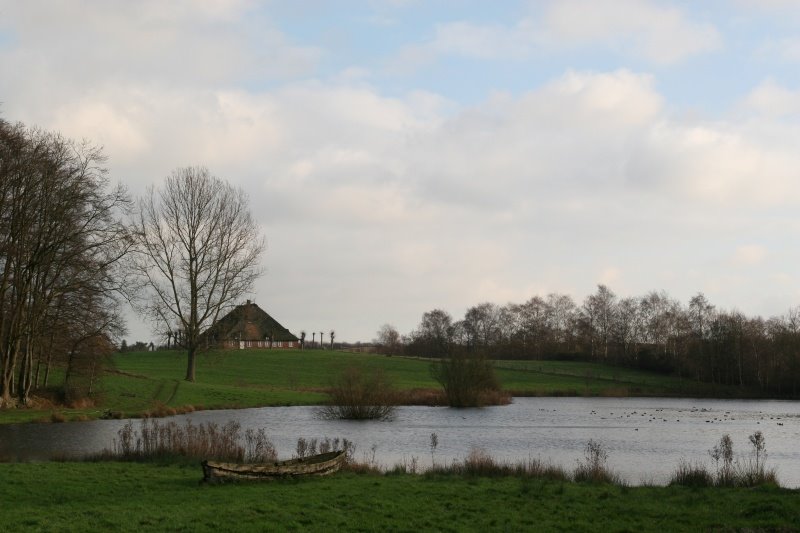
[110,419,276,462]
[295,437,354,461]
[670,432,778,488]
[430,432,439,467]
[573,440,621,484]
[425,447,571,482]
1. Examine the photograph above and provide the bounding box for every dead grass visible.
[427,448,571,482]
[104,419,277,463]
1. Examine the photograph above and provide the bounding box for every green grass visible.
[494,359,751,397]
[0,462,797,532]
[0,349,754,424]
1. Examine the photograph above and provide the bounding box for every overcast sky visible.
[3,0,800,343]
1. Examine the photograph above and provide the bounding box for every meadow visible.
[1,348,752,424]
[0,461,797,532]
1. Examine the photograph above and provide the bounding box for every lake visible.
[1,397,798,486]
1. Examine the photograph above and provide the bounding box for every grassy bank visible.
[0,461,797,532]
[0,349,753,424]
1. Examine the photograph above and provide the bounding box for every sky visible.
[3,0,800,343]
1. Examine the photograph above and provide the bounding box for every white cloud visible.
[543,0,722,64]
[31,68,798,340]
[742,79,800,116]
[733,245,768,266]
[3,1,800,340]
[757,37,800,63]
[390,0,720,70]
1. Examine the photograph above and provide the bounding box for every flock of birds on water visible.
[537,407,789,430]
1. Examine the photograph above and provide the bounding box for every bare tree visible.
[330,330,335,350]
[375,324,401,355]
[0,119,130,406]
[131,166,264,382]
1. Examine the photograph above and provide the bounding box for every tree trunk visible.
[185,345,196,382]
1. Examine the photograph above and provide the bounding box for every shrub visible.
[573,440,621,484]
[319,366,396,420]
[431,350,506,407]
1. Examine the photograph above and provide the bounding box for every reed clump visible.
[107,419,277,463]
[669,432,779,488]
[424,447,570,482]
[573,440,623,484]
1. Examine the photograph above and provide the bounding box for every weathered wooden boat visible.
[201,450,346,483]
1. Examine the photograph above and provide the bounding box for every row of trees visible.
[1,117,265,406]
[298,330,336,350]
[0,119,130,406]
[378,286,800,396]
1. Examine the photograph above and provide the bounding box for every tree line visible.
[0,117,264,407]
[381,285,800,397]
[0,118,130,406]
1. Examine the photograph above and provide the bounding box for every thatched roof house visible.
[201,300,299,349]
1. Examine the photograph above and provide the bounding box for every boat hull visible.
[201,450,346,483]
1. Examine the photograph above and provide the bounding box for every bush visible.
[431,350,505,407]
[573,440,621,484]
[319,366,396,420]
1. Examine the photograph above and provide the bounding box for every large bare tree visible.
[131,166,264,381]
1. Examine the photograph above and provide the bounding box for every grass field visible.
[0,461,797,532]
[0,348,752,424]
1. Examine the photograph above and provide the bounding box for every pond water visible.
[1,397,799,486]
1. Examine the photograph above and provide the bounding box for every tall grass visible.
[573,440,623,484]
[670,432,779,488]
[107,419,276,463]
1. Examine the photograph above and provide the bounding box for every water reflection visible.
[1,397,798,486]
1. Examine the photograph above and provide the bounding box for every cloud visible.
[543,0,722,64]
[741,79,800,117]
[2,0,800,339]
[15,66,800,339]
[733,245,767,266]
[756,37,800,63]
[388,19,540,73]
[389,0,720,71]
[0,0,322,100]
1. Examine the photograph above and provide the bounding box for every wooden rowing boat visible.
[201,450,346,483]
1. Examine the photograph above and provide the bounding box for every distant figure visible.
[148,342,155,352]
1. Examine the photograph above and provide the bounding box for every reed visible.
[426,447,570,482]
[670,432,780,488]
[106,419,277,463]
[573,440,622,484]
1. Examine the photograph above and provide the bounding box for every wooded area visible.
[404,286,800,397]
[0,118,130,407]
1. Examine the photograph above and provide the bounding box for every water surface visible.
[1,397,798,486]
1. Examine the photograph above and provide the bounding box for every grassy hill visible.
[0,349,752,424]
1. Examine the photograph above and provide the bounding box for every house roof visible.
[201,301,299,342]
